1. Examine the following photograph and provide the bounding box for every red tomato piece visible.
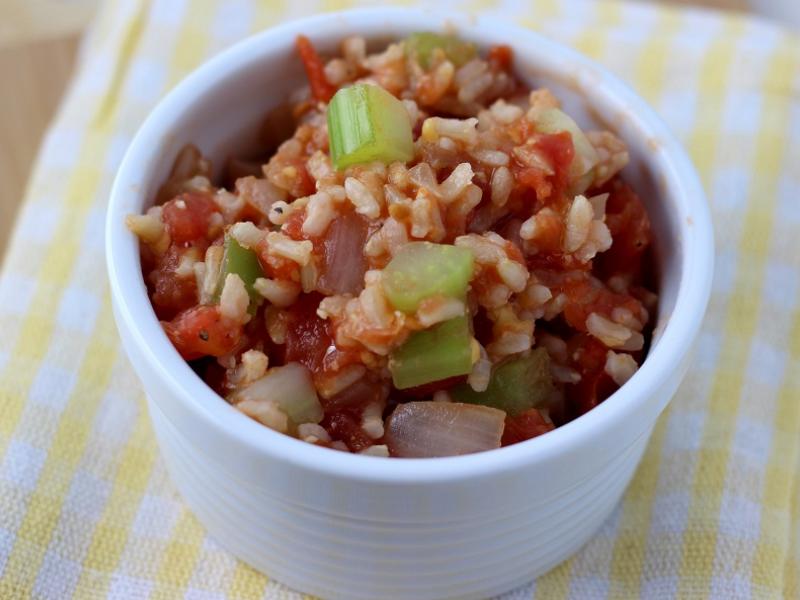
[536,131,575,196]
[596,181,652,279]
[255,236,300,281]
[163,305,243,360]
[536,270,646,332]
[149,246,199,319]
[285,157,317,199]
[281,208,308,241]
[501,409,555,446]
[296,35,336,103]
[323,410,373,452]
[487,45,513,70]
[284,293,335,376]
[512,132,574,203]
[162,193,218,245]
[565,333,618,416]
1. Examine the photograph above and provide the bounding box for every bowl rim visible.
[106,6,714,483]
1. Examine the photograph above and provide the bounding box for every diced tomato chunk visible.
[322,410,373,452]
[285,293,335,375]
[284,157,316,199]
[296,35,336,103]
[596,181,652,279]
[565,333,618,416]
[512,132,574,203]
[281,209,307,241]
[536,270,646,331]
[163,305,243,360]
[149,246,199,319]
[255,236,300,281]
[501,409,555,446]
[162,193,218,244]
[487,45,513,70]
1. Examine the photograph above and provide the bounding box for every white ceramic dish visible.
[106,8,713,600]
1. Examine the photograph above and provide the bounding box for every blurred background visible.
[0,0,795,260]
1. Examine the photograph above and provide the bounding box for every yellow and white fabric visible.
[0,0,798,598]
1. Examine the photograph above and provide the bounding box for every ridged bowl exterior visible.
[106,8,714,600]
[150,394,653,600]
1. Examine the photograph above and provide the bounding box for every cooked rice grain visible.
[605,351,639,386]
[254,278,301,308]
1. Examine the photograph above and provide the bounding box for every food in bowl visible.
[126,33,657,458]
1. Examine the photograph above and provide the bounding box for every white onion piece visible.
[231,362,323,424]
[385,402,506,458]
[317,209,369,296]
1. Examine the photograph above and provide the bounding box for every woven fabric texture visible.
[0,1,798,598]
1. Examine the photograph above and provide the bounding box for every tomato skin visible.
[296,35,336,103]
[487,45,513,70]
[511,132,575,208]
[149,246,199,319]
[281,209,308,241]
[162,193,218,245]
[535,270,646,332]
[562,274,644,331]
[322,410,373,452]
[163,305,243,360]
[255,236,299,282]
[286,157,316,199]
[284,293,334,375]
[501,409,555,446]
[565,333,618,416]
[596,181,652,279]
[536,131,575,191]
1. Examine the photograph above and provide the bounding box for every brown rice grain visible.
[254,277,301,308]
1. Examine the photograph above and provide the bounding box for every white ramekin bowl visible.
[106,8,713,600]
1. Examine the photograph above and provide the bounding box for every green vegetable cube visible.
[215,234,265,311]
[451,348,554,416]
[389,316,474,390]
[327,84,414,171]
[382,242,474,314]
[405,32,477,69]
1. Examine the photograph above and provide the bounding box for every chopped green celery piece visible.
[451,348,554,416]
[215,234,264,312]
[327,84,414,170]
[405,32,477,69]
[382,242,474,313]
[535,108,599,178]
[389,316,473,390]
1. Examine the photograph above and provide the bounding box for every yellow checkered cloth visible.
[1,0,798,598]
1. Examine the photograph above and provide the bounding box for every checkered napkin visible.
[0,0,798,598]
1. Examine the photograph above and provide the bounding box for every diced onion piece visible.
[382,242,474,313]
[386,402,505,457]
[389,316,473,390]
[450,348,554,417]
[214,234,265,312]
[327,84,414,170]
[404,32,477,69]
[316,208,369,296]
[535,108,599,190]
[231,362,323,425]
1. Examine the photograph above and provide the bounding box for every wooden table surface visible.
[0,0,749,259]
